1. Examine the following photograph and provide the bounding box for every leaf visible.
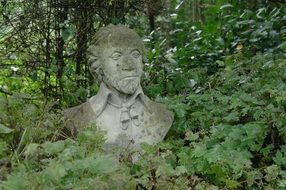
[185,131,199,141]
[61,25,75,41]
[91,155,119,174]
[273,145,286,166]
[264,165,280,182]
[42,141,65,155]
[71,155,119,175]
[256,8,266,19]
[174,165,188,176]
[223,111,239,122]
[156,163,175,177]
[44,162,67,183]
[0,124,13,134]
[1,172,26,190]
[220,4,233,10]
[189,79,197,88]
[246,170,263,186]
[236,44,243,50]
[0,140,8,157]
[24,143,40,156]
[216,60,225,67]
[221,178,241,189]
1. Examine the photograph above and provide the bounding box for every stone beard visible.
[64,24,174,151]
[102,68,141,95]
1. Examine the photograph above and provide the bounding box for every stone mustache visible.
[65,24,174,150]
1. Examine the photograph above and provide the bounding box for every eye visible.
[110,52,122,60]
[131,50,141,58]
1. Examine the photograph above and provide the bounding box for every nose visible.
[121,55,136,71]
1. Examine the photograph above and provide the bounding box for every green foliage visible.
[1,45,286,189]
[154,44,286,188]
[1,0,286,189]
[142,1,286,99]
[1,126,135,190]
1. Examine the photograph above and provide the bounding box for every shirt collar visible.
[89,82,145,113]
[104,83,144,108]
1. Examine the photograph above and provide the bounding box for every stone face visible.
[65,24,174,150]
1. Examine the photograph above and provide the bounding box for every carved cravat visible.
[107,94,140,130]
[120,106,139,130]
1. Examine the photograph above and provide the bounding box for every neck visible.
[105,83,133,103]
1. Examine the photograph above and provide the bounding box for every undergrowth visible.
[1,44,286,189]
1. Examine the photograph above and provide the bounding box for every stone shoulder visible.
[150,100,174,126]
[141,95,174,127]
[63,101,95,131]
[142,97,174,142]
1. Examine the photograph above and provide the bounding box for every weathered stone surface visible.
[65,24,174,150]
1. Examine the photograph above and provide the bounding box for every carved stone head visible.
[66,25,174,152]
[87,24,146,95]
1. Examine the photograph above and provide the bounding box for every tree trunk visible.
[75,1,89,88]
[43,0,52,98]
[54,0,68,102]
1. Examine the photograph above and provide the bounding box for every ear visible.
[87,45,101,80]
[87,45,100,58]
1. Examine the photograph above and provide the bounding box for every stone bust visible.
[65,24,174,150]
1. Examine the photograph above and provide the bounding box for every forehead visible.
[102,45,141,53]
[100,31,142,50]
[107,36,142,49]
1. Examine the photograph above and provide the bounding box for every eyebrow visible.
[130,49,140,52]
[109,50,122,55]
[108,47,141,54]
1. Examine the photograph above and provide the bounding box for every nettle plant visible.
[155,42,286,188]
[0,45,286,190]
[1,2,286,187]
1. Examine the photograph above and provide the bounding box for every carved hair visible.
[87,24,146,81]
